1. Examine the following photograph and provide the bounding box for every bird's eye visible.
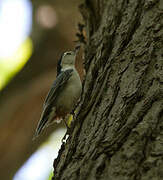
[66,52,72,55]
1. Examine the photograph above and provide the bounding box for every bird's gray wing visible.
[34,69,73,138]
[44,69,73,106]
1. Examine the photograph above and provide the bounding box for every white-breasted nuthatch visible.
[34,46,82,138]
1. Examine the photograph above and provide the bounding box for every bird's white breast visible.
[56,68,82,115]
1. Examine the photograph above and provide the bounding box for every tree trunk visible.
[53,0,163,179]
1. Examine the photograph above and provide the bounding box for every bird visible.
[34,46,82,138]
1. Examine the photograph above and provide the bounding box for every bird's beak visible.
[74,45,80,54]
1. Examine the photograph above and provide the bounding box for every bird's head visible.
[57,46,80,75]
[61,46,80,66]
[61,51,76,66]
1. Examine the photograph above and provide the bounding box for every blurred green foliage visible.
[0,38,32,90]
[48,171,53,180]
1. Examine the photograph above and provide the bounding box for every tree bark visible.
[53,0,163,179]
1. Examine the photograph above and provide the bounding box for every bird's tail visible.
[33,118,47,140]
[33,106,56,140]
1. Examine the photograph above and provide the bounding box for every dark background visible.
[0,0,83,179]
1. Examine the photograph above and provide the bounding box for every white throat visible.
[62,64,75,71]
